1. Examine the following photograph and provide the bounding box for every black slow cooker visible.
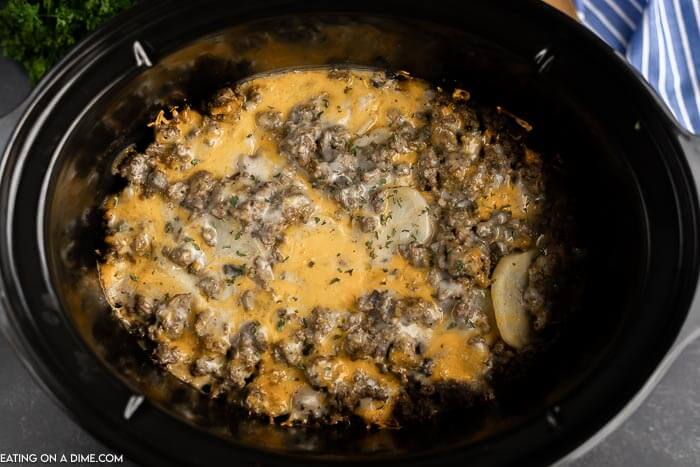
[1,0,700,465]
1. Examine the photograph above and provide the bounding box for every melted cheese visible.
[476,181,529,220]
[426,328,490,383]
[100,69,494,427]
[246,355,309,419]
[272,214,433,311]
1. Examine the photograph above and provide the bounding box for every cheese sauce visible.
[100,67,563,427]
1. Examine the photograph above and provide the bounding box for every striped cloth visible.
[575,0,700,133]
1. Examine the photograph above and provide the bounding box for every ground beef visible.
[429,106,464,152]
[344,315,395,362]
[255,110,283,131]
[279,96,327,167]
[395,297,442,327]
[399,241,431,268]
[282,126,319,167]
[191,355,225,378]
[415,147,441,191]
[112,294,152,336]
[144,142,175,166]
[240,290,255,311]
[335,184,365,210]
[201,117,223,147]
[524,250,562,331]
[209,87,241,116]
[155,122,180,145]
[194,308,232,354]
[318,125,350,162]
[153,342,183,366]
[248,256,274,288]
[197,276,222,299]
[386,112,417,154]
[303,356,337,389]
[357,215,378,233]
[341,291,417,363]
[166,243,199,268]
[166,181,188,203]
[445,243,491,287]
[236,183,274,227]
[172,144,195,165]
[144,169,168,196]
[235,179,313,247]
[356,290,395,323]
[134,294,154,318]
[182,171,216,212]
[200,223,217,246]
[151,294,192,340]
[280,189,314,224]
[388,337,423,378]
[342,371,390,403]
[305,307,345,347]
[112,146,152,186]
[242,85,262,110]
[131,231,151,256]
[208,180,235,219]
[226,321,268,388]
[451,288,492,334]
[275,329,305,367]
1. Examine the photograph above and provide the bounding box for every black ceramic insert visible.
[1,1,699,465]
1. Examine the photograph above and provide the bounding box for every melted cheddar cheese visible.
[100,69,505,427]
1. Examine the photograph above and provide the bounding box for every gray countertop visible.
[1,55,699,466]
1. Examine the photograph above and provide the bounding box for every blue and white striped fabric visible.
[575,0,700,133]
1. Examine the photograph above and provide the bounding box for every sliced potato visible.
[211,218,264,260]
[353,127,391,147]
[379,186,433,245]
[372,186,433,263]
[237,153,278,182]
[491,250,536,349]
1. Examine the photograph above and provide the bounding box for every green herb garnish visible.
[0,0,137,83]
[223,264,244,278]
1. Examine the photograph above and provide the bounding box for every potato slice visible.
[379,186,433,245]
[491,250,536,349]
[237,153,279,182]
[212,218,264,260]
[353,127,391,147]
[372,186,433,263]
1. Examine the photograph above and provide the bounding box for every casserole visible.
[1,0,699,465]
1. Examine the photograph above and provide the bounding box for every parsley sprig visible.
[0,0,136,83]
